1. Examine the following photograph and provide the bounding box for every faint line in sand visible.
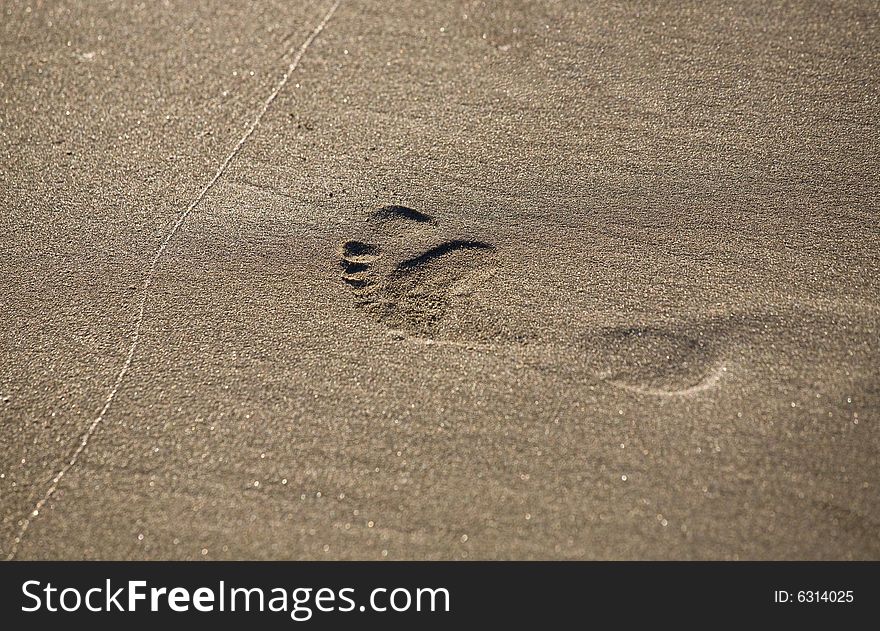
[607,362,728,397]
[6,0,344,561]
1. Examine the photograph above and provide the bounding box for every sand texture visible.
[1,0,878,559]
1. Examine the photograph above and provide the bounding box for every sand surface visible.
[1,0,878,559]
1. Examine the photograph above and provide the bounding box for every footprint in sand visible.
[339,205,728,396]
[579,325,728,396]
[339,205,497,338]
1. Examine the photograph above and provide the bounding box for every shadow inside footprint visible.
[368,204,435,225]
[341,240,381,260]
[584,326,724,394]
[371,241,495,335]
[340,240,381,288]
[339,204,499,337]
[340,232,495,337]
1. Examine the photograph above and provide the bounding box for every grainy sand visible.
[1,0,878,560]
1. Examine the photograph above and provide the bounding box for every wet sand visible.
[1,0,878,559]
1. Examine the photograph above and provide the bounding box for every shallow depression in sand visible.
[589,326,722,393]
[340,205,497,337]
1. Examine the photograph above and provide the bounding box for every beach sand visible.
[1,0,878,559]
